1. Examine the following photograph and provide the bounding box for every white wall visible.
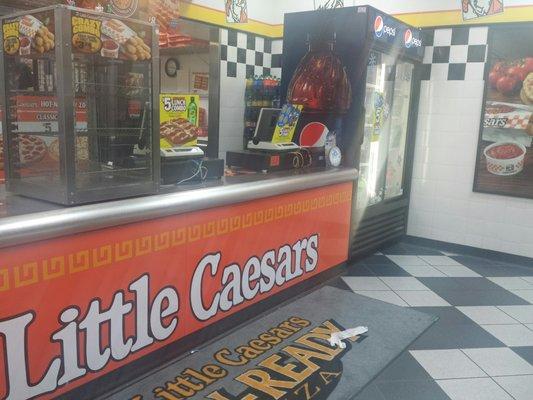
[408,27,533,258]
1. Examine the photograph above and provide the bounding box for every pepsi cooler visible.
[281,6,424,258]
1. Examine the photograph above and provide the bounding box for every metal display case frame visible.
[0,5,160,205]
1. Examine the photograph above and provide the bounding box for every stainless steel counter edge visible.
[0,168,358,249]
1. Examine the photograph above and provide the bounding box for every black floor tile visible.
[381,243,442,256]
[418,277,505,292]
[409,320,505,350]
[510,346,533,365]
[465,263,533,277]
[364,255,398,266]
[327,276,352,291]
[376,379,450,400]
[375,351,433,382]
[364,264,411,277]
[412,306,473,326]
[345,264,376,276]
[353,383,386,400]
[424,288,530,306]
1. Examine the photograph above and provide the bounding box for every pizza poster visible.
[71,11,152,61]
[272,104,303,144]
[6,96,88,176]
[160,94,200,148]
[2,11,55,57]
[474,25,533,199]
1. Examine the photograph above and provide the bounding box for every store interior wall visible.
[218,29,282,158]
[407,26,533,259]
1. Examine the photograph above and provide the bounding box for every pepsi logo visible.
[374,15,396,38]
[404,28,422,48]
[374,15,384,37]
[299,122,329,148]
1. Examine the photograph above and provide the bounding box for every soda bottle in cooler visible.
[287,31,352,161]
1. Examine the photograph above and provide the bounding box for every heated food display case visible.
[0,5,159,205]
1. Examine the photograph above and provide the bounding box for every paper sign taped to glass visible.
[272,104,304,144]
[160,94,200,148]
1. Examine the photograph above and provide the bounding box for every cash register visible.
[226,107,310,172]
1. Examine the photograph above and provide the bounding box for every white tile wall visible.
[407,30,533,258]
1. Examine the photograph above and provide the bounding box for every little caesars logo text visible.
[0,234,320,400]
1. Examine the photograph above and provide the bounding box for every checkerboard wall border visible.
[220,29,283,79]
[421,26,489,81]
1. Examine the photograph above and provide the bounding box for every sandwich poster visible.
[314,0,345,10]
[462,0,504,20]
[474,25,533,199]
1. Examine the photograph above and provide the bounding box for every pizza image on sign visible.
[108,0,139,18]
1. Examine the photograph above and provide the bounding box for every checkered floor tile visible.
[336,241,533,400]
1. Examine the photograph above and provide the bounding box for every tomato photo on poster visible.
[474,25,533,199]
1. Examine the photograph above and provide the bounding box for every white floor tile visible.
[437,377,514,400]
[481,324,533,347]
[526,324,533,331]
[462,347,533,376]
[493,375,533,400]
[386,255,429,266]
[410,349,487,380]
[341,277,389,291]
[374,252,384,255]
[397,265,447,277]
[379,277,429,291]
[498,305,533,324]
[510,290,533,304]
[434,265,482,277]
[521,276,533,284]
[353,290,409,307]
[488,277,533,290]
[457,306,520,325]
[396,290,451,307]
[419,255,462,266]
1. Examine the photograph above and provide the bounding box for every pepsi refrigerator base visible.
[281,6,423,259]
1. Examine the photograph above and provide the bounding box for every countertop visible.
[0,167,358,249]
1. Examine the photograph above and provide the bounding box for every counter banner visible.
[0,182,353,400]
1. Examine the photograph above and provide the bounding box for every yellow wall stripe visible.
[179,0,283,37]
[180,3,533,38]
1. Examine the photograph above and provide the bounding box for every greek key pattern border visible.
[0,190,351,293]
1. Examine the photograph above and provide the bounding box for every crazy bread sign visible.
[0,183,352,399]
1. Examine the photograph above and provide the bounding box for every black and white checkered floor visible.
[330,241,533,400]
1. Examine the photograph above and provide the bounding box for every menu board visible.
[159,94,200,148]
[474,26,533,199]
[2,11,55,57]
[71,11,152,61]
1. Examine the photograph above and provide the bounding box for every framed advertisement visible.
[473,24,533,199]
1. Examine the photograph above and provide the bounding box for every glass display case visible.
[356,51,414,209]
[0,5,159,205]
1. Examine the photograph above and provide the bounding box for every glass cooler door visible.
[356,51,414,209]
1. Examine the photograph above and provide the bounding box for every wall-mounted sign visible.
[474,25,533,199]
[314,0,344,10]
[225,0,248,23]
[462,0,504,20]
